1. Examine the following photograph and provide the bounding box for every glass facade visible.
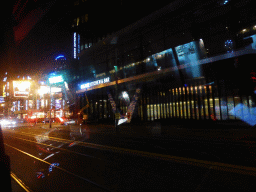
[142,85,254,121]
[79,79,256,123]
[75,1,256,124]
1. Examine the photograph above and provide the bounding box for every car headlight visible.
[1,120,9,125]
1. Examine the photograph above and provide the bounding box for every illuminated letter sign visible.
[49,76,64,84]
[13,81,31,97]
[74,32,77,59]
[80,77,110,89]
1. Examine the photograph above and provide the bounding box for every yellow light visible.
[13,81,31,97]
[13,81,31,91]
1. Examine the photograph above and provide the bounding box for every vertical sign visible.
[74,32,77,59]
[78,34,80,54]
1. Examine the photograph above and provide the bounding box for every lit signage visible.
[55,55,66,60]
[78,34,80,54]
[80,77,110,89]
[38,86,62,95]
[175,41,204,78]
[13,81,31,97]
[0,96,4,103]
[74,32,77,59]
[49,76,64,84]
[3,85,6,97]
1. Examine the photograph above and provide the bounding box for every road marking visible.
[5,130,256,176]
[9,135,102,160]
[11,171,33,192]
[5,143,111,192]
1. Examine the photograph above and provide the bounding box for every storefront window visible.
[163,103,166,119]
[147,105,150,121]
[157,104,161,119]
[151,104,154,121]
[154,104,157,120]
[215,97,221,120]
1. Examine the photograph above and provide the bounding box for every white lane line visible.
[43,153,55,160]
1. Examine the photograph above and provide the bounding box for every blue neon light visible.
[74,32,77,59]
[223,0,229,5]
[55,55,66,60]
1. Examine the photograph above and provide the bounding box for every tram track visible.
[7,135,102,160]
[11,171,33,192]
[4,128,256,177]
[4,128,256,191]
[5,143,112,192]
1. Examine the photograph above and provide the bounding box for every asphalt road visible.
[2,124,256,191]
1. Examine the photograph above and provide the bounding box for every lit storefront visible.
[3,78,70,120]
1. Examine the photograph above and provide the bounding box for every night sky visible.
[0,0,72,78]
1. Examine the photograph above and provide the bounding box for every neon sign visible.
[55,55,66,60]
[13,81,31,97]
[74,32,77,59]
[80,77,110,89]
[49,76,64,84]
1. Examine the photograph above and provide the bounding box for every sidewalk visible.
[60,119,256,142]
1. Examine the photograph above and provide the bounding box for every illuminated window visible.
[153,104,156,120]
[161,103,163,119]
[157,104,160,119]
[151,104,154,121]
[220,98,228,120]
[169,103,172,117]
[214,98,220,120]
[147,105,150,121]
[227,97,235,119]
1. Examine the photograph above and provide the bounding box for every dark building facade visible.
[75,0,256,124]
[71,0,172,60]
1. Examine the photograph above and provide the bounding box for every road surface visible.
[2,124,256,191]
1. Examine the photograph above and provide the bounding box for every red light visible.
[57,116,64,122]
